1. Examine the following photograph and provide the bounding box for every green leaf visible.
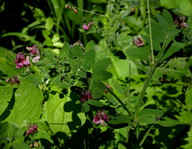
[109,115,131,125]
[0,86,13,117]
[81,50,95,71]
[3,79,44,125]
[136,109,164,125]
[158,117,181,127]
[90,81,106,99]
[53,42,64,48]
[125,46,150,61]
[177,111,192,124]
[162,42,184,60]
[186,87,192,109]
[0,47,18,76]
[42,92,86,136]
[85,40,95,52]
[92,58,112,80]
[69,46,82,59]
[45,17,54,30]
[160,0,179,9]
[86,100,104,107]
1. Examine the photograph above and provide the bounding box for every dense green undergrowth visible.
[1,0,192,148]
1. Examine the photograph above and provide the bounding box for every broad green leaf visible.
[0,47,18,76]
[0,122,19,140]
[110,55,138,78]
[42,92,86,136]
[45,17,54,30]
[52,34,60,43]
[160,0,178,9]
[109,115,131,125]
[90,81,106,99]
[92,58,112,81]
[86,100,104,107]
[4,79,44,125]
[179,0,192,16]
[69,46,82,59]
[81,50,95,71]
[158,117,181,127]
[163,9,174,25]
[85,40,95,52]
[125,46,150,61]
[0,86,13,117]
[186,87,192,109]
[53,42,64,48]
[135,109,164,125]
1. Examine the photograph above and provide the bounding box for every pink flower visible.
[82,25,90,31]
[26,45,40,63]
[82,22,93,31]
[80,91,92,102]
[6,76,20,86]
[93,110,109,126]
[133,37,144,47]
[25,124,38,136]
[15,53,30,68]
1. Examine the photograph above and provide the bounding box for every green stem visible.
[135,39,173,115]
[139,125,153,146]
[147,0,154,64]
[107,88,131,116]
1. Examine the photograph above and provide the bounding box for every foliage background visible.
[1,0,192,148]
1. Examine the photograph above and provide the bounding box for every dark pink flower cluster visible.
[93,110,109,126]
[82,22,93,31]
[174,16,188,29]
[26,45,40,63]
[6,76,20,85]
[25,124,38,136]
[133,37,144,47]
[15,53,30,68]
[80,91,92,102]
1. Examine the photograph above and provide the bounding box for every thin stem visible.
[147,0,154,64]
[107,88,131,116]
[135,39,173,115]
[139,125,154,146]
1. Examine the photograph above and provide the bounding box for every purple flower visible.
[80,91,92,102]
[6,76,20,86]
[26,45,40,63]
[93,110,109,126]
[25,124,38,136]
[15,53,30,68]
[133,37,144,47]
[82,25,90,31]
[82,22,93,31]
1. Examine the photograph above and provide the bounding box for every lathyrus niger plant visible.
[1,0,192,148]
